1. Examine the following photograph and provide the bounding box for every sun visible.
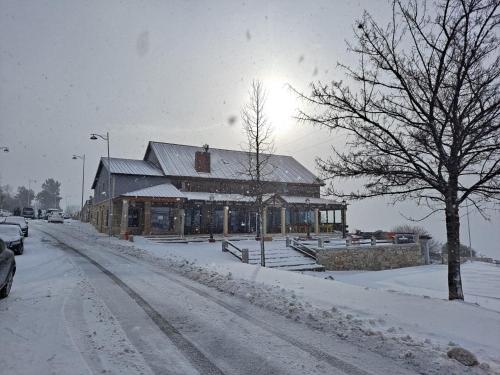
[264,78,297,135]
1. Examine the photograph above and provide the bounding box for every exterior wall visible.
[316,244,423,271]
[113,175,170,198]
[93,170,169,204]
[93,168,110,204]
[170,177,321,197]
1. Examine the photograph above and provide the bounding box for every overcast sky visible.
[1,0,498,257]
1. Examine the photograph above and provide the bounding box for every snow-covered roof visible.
[182,191,255,203]
[122,183,185,199]
[101,157,163,176]
[279,196,341,206]
[145,142,322,185]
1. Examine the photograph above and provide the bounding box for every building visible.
[89,141,347,237]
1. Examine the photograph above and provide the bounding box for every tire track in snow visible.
[39,226,392,375]
[39,230,225,375]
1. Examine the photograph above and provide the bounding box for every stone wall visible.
[316,244,423,271]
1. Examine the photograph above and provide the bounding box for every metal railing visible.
[289,236,401,250]
[222,240,249,263]
[287,237,318,261]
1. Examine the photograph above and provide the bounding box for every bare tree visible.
[241,80,275,266]
[297,0,499,300]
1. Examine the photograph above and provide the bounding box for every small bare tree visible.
[241,80,275,266]
[297,0,500,300]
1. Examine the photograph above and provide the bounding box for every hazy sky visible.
[1,0,499,257]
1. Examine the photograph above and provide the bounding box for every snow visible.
[0,229,153,375]
[130,233,500,371]
[9,219,499,374]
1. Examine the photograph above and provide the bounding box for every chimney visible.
[195,144,211,173]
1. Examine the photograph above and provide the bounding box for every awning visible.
[183,191,254,203]
[280,196,340,205]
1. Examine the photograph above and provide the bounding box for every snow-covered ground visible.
[310,262,500,313]
[4,219,496,374]
[0,229,154,375]
[54,220,500,372]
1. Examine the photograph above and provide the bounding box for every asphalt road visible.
[0,222,419,375]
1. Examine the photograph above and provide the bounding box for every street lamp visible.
[0,146,9,153]
[90,132,112,237]
[305,198,311,239]
[72,154,86,221]
[208,193,215,242]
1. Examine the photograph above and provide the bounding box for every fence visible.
[222,240,249,263]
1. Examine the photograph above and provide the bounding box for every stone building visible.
[89,141,347,237]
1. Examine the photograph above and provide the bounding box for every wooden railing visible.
[222,240,249,263]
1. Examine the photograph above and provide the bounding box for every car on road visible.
[44,208,62,220]
[22,207,35,219]
[48,211,64,223]
[0,225,24,255]
[1,216,29,237]
[0,239,16,299]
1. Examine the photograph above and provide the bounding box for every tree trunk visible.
[445,190,464,300]
[259,206,266,267]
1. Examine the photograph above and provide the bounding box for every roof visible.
[101,158,163,176]
[145,142,322,185]
[122,183,185,198]
[92,157,163,188]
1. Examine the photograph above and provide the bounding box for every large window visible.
[151,206,175,234]
[128,206,140,227]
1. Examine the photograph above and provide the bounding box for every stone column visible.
[120,199,129,236]
[174,208,185,237]
[223,206,229,236]
[314,208,320,235]
[144,201,152,235]
[281,207,286,235]
[262,207,268,236]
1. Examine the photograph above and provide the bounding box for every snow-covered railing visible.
[300,237,404,249]
[287,237,318,261]
[222,240,249,263]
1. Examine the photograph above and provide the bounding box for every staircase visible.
[247,247,325,271]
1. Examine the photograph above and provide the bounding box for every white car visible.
[47,211,64,223]
[1,216,28,237]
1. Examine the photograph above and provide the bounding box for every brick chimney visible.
[195,144,211,173]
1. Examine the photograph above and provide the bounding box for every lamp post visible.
[208,193,215,242]
[305,198,311,239]
[90,132,112,237]
[72,154,86,221]
[0,146,9,153]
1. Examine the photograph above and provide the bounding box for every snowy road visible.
[0,223,428,375]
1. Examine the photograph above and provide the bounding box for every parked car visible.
[0,239,16,299]
[0,225,24,255]
[1,216,28,237]
[22,207,35,219]
[48,211,64,223]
